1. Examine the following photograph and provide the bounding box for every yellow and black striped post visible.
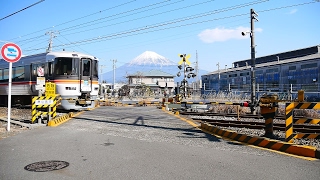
[285,102,320,143]
[285,102,294,143]
[260,94,278,138]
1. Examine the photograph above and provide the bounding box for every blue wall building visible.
[201,45,320,100]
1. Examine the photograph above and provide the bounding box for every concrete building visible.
[201,45,320,100]
[127,69,175,97]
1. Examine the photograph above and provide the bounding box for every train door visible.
[31,63,46,80]
[80,58,92,92]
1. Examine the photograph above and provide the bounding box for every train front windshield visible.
[54,57,98,78]
[54,57,80,75]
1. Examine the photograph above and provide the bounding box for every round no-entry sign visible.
[1,43,22,63]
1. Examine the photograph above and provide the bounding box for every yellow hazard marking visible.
[162,108,317,161]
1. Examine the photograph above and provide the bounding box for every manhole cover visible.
[24,160,69,172]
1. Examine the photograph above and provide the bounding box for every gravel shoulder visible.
[0,107,38,140]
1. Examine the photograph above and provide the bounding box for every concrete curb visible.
[48,112,75,127]
[200,122,320,159]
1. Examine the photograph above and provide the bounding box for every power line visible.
[58,0,175,33]
[37,0,265,48]
[18,0,318,53]
[59,0,210,35]
[13,0,260,47]
[63,0,317,48]
[0,0,45,21]
[15,0,216,44]
[9,0,137,41]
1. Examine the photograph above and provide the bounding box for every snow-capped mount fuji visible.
[128,51,176,66]
[101,51,208,84]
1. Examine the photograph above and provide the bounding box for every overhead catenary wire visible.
[59,0,213,35]
[23,0,267,51]
[8,0,137,42]
[14,0,189,44]
[0,0,45,21]
[58,0,178,33]
[62,0,318,51]
[13,0,257,45]
[11,0,319,54]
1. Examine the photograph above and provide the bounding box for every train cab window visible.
[54,57,76,75]
[92,60,98,78]
[72,58,79,75]
[82,59,91,76]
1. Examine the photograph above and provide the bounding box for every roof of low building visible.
[127,69,175,77]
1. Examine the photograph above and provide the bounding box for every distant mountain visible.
[100,51,208,84]
[128,51,176,66]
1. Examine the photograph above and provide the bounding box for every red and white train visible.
[0,51,99,110]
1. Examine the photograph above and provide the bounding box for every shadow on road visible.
[71,107,246,145]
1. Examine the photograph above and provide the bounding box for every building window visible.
[266,68,278,73]
[240,72,250,76]
[288,66,296,70]
[152,78,157,83]
[256,70,263,75]
[301,63,317,69]
[229,74,237,77]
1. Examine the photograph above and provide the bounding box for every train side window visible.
[13,66,24,81]
[4,69,9,80]
[0,69,2,80]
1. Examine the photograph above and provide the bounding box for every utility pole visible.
[100,65,106,98]
[111,59,117,96]
[195,50,199,91]
[250,8,258,114]
[45,31,59,52]
[216,62,220,91]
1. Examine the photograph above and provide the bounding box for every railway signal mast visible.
[242,9,258,114]
[177,54,196,99]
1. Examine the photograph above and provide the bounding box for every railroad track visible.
[180,111,286,119]
[191,118,320,134]
[180,111,319,134]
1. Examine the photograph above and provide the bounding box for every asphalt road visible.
[0,106,319,180]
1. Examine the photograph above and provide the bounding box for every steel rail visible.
[192,118,320,134]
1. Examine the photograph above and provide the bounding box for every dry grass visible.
[208,105,251,114]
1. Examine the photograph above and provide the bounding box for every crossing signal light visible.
[186,67,194,72]
[241,101,249,107]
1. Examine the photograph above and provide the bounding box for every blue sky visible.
[1,0,319,73]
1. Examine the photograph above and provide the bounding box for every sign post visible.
[1,43,22,132]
